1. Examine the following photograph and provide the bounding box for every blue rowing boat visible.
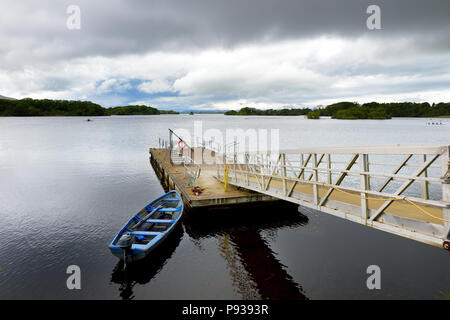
[109,190,183,265]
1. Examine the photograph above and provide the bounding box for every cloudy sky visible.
[1,0,450,110]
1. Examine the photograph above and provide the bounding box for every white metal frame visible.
[216,145,450,250]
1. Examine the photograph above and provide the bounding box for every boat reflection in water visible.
[110,224,183,300]
[111,200,309,300]
[184,201,309,300]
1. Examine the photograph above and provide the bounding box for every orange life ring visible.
[178,140,186,149]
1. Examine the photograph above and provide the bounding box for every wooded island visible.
[225,102,450,119]
[0,98,178,116]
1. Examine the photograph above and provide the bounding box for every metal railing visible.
[158,137,169,149]
[183,155,202,186]
[165,129,204,186]
[216,145,450,250]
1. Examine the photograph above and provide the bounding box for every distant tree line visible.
[306,110,321,119]
[322,102,450,119]
[225,102,450,119]
[224,107,312,116]
[0,99,179,116]
[0,98,106,116]
[107,105,178,115]
[324,102,390,119]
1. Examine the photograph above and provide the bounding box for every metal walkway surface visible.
[215,145,450,250]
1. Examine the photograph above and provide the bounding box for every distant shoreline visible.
[225,102,450,119]
[1,98,449,119]
[0,98,179,117]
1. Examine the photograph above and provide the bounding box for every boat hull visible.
[109,223,178,262]
[109,190,183,263]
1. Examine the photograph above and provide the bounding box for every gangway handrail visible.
[227,144,447,155]
[214,144,450,250]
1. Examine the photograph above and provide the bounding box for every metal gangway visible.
[215,145,450,250]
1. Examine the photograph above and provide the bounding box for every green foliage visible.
[366,102,448,117]
[319,102,358,116]
[330,101,450,119]
[307,110,321,119]
[333,106,390,119]
[225,101,450,119]
[0,99,179,117]
[224,107,312,116]
[0,98,105,116]
[160,110,179,114]
[106,105,160,115]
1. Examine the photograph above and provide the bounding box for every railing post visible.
[326,153,332,184]
[420,154,430,200]
[313,153,319,205]
[360,153,370,223]
[233,138,237,183]
[282,153,287,196]
[216,162,219,179]
[300,154,304,179]
[442,146,450,246]
[245,152,249,186]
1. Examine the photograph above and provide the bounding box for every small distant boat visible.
[109,190,183,265]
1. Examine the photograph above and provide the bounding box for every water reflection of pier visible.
[183,202,309,300]
[111,201,309,300]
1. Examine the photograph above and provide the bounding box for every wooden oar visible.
[132,205,163,230]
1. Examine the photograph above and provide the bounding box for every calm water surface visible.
[0,115,449,299]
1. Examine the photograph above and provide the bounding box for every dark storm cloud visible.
[83,0,450,49]
[2,0,450,64]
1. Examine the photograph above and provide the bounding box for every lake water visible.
[0,115,449,299]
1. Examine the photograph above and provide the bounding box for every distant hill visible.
[0,94,16,100]
[225,107,311,116]
[181,110,226,114]
[107,105,179,115]
[0,98,106,116]
[0,98,179,116]
[225,102,450,119]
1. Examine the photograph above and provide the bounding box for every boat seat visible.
[145,219,175,223]
[131,231,162,236]
[159,208,178,212]
[145,207,177,213]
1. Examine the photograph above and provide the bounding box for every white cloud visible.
[1,36,450,109]
[97,78,132,93]
[138,79,176,94]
